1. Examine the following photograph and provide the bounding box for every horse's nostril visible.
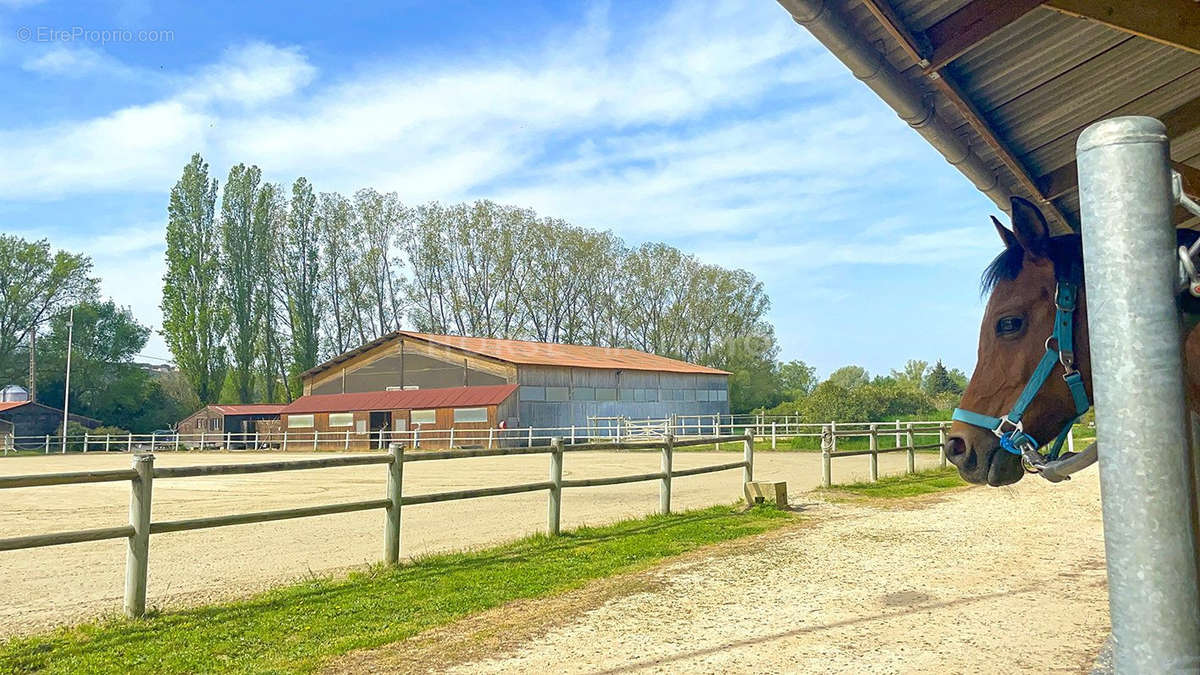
[945,436,968,460]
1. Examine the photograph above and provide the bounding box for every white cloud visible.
[22,45,135,78]
[182,42,316,107]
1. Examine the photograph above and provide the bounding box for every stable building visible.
[279,384,518,449]
[300,331,730,429]
[177,404,287,438]
[0,400,100,440]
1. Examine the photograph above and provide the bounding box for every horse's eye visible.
[996,316,1023,335]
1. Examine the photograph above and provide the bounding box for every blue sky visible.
[0,0,1005,378]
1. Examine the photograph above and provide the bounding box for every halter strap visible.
[952,282,1090,470]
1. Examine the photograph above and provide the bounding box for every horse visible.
[944,196,1200,486]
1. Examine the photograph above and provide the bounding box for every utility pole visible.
[28,330,36,403]
[60,307,74,454]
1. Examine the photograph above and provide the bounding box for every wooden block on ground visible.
[744,480,787,507]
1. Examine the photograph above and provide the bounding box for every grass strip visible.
[821,467,966,499]
[0,504,792,675]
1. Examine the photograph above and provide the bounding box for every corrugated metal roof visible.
[785,1,1200,232]
[302,331,731,379]
[209,404,287,416]
[0,401,29,413]
[283,384,519,415]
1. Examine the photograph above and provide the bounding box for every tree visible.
[36,301,187,432]
[924,359,961,395]
[716,327,782,413]
[278,178,323,394]
[777,360,817,399]
[826,365,870,390]
[162,153,227,404]
[0,235,97,384]
[890,359,928,391]
[219,163,268,403]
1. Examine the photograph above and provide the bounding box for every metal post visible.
[660,434,673,515]
[548,437,563,536]
[569,424,575,445]
[487,426,494,449]
[83,431,89,453]
[124,453,154,618]
[127,434,133,453]
[1077,115,1200,670]
[906,422,915,474]
[200,430,206,449]
[938,423,948,469]
[384,443,403,564]
[742,431,754,485]
[528,426,534,448]
[821,424,832,488]
[345,430,350,451]
[149,433,155,453]
[449,427,455,448]
[44,435,49,454]
[105,434,111,452]
[771,421,777,449]
[313,430,319,451]
[174,433,180,452]
[282,430,288,452]
[869,423,879,482]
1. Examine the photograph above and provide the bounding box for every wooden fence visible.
[0,433,753,618]
[819,422,950,487]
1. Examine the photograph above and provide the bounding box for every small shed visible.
[0,400,100,441]
[280,384,519,449]
[177,404,287,438]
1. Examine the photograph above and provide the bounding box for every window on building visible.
[714,389,728,401]
[619,388,635,401]
[209,417,219,430]
[683,389,696,402]
[288,414,314,428]
[572,387,595,401]
[645,388,659,402]
[596,387,617,401]
[520,386,546,401]
[696,390,710,402]
[411,409,437,425]
[329,413,354,427]
[453,407,488,423]
[546,386,569,402]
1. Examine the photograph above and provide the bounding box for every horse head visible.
[945,197,1091,486]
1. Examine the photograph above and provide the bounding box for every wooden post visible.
[548,437,563,536]
[527,426,534,448]
[449,427,455,448]
[312,430,319,451]
[821,424,832,488]
[200,430,206,449]
[938,423,948,468]
[384,443,404,564]
[174,433,180,452]
[105,434,111,452]
[742,431,754,485]
[83,431,89,453]
[344,430,351,451]
[771,421,777,449]
[149,433,155,453]
[44,435,49,454]
[830,420,838,453]
[906,422,915,474]
[660,434,674,515]
[487,426,494,449]
[127,434,133,453]
[282,430,288,452]
[895,419,902,448]
[869,422,879,482]
[570,424,576,445]
[124,453,154,618]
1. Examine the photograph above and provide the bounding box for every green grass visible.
[0,504,792,675]
[821,467,966,499]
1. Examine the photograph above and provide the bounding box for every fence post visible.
[44,435,49,454]
[895,419,902,448]
[487,426,494,449]
[149,433,156,453]
[548,437,563,536]
[830,420,838,453]
[282,430,288,452]
[869,423,879,482]
[742,431,754,484]
[570,424,576,445]
[449,427,455,448]
[174,433,180,452]
[384,442,404,564]
[124,453,154,618]
[83,431,89,453]
[528,426,534,448]
[938,423,948,468]
[906,422,915,474]
[105,434,111,452]
[771,421,777,450]
[660,434,674,515]
[821,424,832,488]
[200,430,206,449]
[127,434,133,453]
[1077,115,1200,669]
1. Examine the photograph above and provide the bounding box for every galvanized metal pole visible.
[821,424,832,488]
[660,434,673,515]
[1077,115,1200,671]
[384,443,403,564]
[548,437,563,536]
[124,453,154,618]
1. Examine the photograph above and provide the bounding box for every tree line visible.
[162,154,777,410]
[758,358,968,421]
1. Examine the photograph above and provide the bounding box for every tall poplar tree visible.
[278,177,322,390]
[161,154,227,404]
[219,163,267,403]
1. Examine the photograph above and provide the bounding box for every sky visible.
[0,0,1006,379]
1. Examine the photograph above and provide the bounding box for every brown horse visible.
[945,196,1200,486]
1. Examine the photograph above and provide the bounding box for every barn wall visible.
[0,403,100,437]
[306,337,517,395]
[516,366,729,428]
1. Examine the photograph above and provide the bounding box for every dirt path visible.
[0,448,938,635]
[342,470,1109,674]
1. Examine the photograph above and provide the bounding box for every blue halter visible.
[952,282,1091,470]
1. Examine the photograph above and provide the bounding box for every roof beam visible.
[1043,0,1200,55]
[1039,96,1200,201]
[923,0,1045,72]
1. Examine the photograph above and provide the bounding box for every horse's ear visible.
[991,216,1019,250]
[1010,196,1050,258]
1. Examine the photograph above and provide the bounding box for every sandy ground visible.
[0,448,938,635]
[344,469,1109,674]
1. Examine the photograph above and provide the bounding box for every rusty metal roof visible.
[208,404,288,416]
[282,384,519,415]
[0,401,29,413]
[777,0,1200,232]
[302,331,731,379]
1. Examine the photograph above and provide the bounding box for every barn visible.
[300,331,730,429]
[0,400,100,439]
[177,404,287,438]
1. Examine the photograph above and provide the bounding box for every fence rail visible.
[1,419,953,456]
[0,432,754,618]
[819,421,951,486]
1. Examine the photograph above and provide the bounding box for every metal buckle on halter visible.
[992,415,1022,439]
[1045,335,1076,372]
[1054,283,1076,311]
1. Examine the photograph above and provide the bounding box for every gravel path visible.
[0,448,938,635]
[426,470,1110,674]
